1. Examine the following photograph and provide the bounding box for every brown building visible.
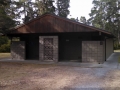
[7,14,115,63]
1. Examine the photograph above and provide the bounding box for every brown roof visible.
[9,13,115,37]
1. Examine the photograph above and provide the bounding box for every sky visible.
[69,0,93,19]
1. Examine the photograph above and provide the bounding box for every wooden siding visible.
[11,15,95,34]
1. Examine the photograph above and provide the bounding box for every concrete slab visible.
[58,62,103,68]
[0,52,120,68]
[103,52,120,69]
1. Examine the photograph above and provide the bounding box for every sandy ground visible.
[0,62,120,90]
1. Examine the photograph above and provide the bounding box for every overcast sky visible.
[68,0,93,19]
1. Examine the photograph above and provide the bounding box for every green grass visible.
[0,53,11,59]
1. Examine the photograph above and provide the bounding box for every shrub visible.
[0,36,10,52]
[0,36,9,46]
[0,43,10,52]
[114,40,120,50]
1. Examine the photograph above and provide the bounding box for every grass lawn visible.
[0,53,11,59]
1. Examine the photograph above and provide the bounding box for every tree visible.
[35,0,55,16]
[8,0,56,23]
[21,0,37,23]
[0,0,14,52]
[6,0,37,23]
[80,16,87,24]
[88,0,105,29]
[6,0,39,23]
[88,0,120,47]
[4,0,70,24]
[56,0,70,17]
[0,0,15,34]
[88,0,120,33]
[70,18,76,21]
[0,1,9,6]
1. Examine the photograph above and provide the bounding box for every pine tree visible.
[56,0,70,18]
[88,0,120,34]
[35,0,55,16]
[80,16,87,24]
[88,0,120,46]
[0,0,15,34]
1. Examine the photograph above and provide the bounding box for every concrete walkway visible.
[59,52,120,68]
[103,52,120,69]
[0,52,120,68]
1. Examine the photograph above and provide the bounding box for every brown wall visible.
[12,15,95,34]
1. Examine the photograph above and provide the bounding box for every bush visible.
[0,36,10,52]
[0,36,9,46]
[114,40,120,50]
[0,44,10,52]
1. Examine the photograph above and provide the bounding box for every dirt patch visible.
[0,62,120,90]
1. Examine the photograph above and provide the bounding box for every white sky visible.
[68,0,93,20]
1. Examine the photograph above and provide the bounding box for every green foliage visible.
[0,36,9,46]
[0,1,10,6]
[57,0,70,17]
[35,0,55,16]
[80,16,87,24]
[35,0,70,18]
[88,0,120,34]
[0,43,10,53]
[88,0,120,46]
[70,17,79,22]
[113,38,120,50]
[0,36,10,52]
[0,0,15,34]
[7,0,56,23]
[4,0,70,24]
[70,18,76,21]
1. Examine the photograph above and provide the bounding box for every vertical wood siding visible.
[13,15,95,33]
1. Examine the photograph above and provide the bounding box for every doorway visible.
[59,35,82,62]
[26,37,39,60]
